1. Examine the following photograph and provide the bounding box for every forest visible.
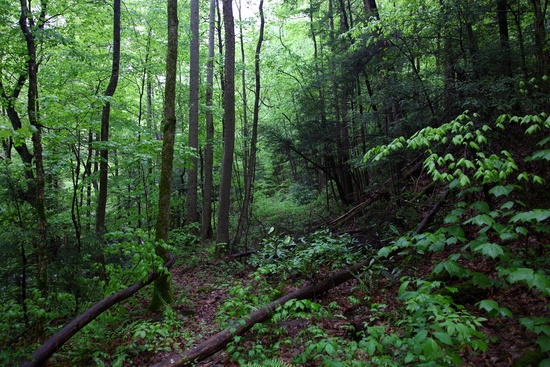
[1,0,549,365]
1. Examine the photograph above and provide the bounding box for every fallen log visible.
[22,256,176,367]
[150,258,373,367]
[415,189,449,234]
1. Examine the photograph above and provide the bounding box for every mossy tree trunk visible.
[148,0,178,311]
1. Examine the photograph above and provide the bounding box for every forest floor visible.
[134,241,548,367]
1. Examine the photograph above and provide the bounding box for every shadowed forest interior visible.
[1,0,549,365]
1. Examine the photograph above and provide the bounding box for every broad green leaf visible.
[422,337,439,357]
[365,341,376,355]
[474,242,504,258]
[377,246,392,258]
[325,342,335,354]
[540,358,550,367]
[507,268,534,283]
[510,209,550,223]
[538,336,550,352]
[525,149,550,161]
[489,185,514,197]
[398,280,411,297]
[500,201,515,210]
[471,201,490,214]
[465,214,495,227]
[472,273,493,289]
[433,260,470,278]
[433,331,453,345]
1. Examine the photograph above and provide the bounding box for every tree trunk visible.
[202,0,216,240]
[150,258,372,367]
[496,0,512,76]
[216,0,236,246]
[19,0,49,341]
[530,0,550,76]
[186,0,200,229]
[234,0,264,246]
[96,0,121,234]
[149,0,178,311]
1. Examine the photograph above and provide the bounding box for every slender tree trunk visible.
[149,0,179,311]
[530,0,550,76]
[216,0,236,247]
[202,0,216,240]
[237,0,249,183]
[496,0,512,76]
[96,0,121,234]
[187,0,200,229]
[235,0,264,246]
[19,0,49,341]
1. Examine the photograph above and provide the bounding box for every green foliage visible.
[292,279,487,367]
[251,230,360,280]
[366,112,550,362]
[129,307,189,353]
[519,317,550,354]
[102,228,172,294]
[241,359,293,367]
[272,299,327,323]
[216,279,279,329]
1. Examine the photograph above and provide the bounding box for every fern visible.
[242,358,293,367]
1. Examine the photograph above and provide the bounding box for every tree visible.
[149,0,178,311]
[18,0,49,340]
[202,0,216,240]
[216,0,236,247]
[96,0,121,234]
[234,0,265,245]
[186,0,200,229]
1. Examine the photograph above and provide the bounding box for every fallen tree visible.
[22,256,176,367]
[150,258,372,367]
[150,180,452,367]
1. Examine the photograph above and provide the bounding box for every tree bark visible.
[202,0,216,240]
[186,0,200,228]
[216,0,236,246]
[530,0,550,76]
[22,257,176,367]
[149,0,178,311]
[96,0,121,234]
[234,0,264,246]
[150,258,372,367]
[19,0,49,340]
[496,0,512,76]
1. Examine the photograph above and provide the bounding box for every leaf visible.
[471,201,490,214]
[433,331,453,345]
[472,273,493,289]
[465,214,495,227]
[366,340,376,355]
[377,246,392,258]
[489,185,514,197]
[507,268,534,283]
[539,358,550,367]
[525,149,550,161]
[422,337,439,357]
[433,260,470,278]
[510,209,550,223]
[537,336,550,352]
[474,242,504,259]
